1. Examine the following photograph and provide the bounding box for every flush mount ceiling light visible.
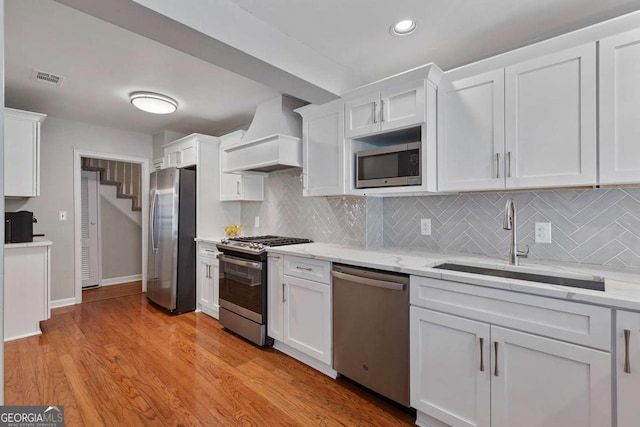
[390,19,417,36]
[130,91,178,114]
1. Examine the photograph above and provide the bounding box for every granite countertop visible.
[5,237,53,249]
[267,243,640,311]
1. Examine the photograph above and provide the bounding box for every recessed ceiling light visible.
[130,91,178,114]
[391,19,417,36]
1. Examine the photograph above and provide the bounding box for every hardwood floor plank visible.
[6,294,414,426]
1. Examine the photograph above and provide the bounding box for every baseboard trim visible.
[101,274,142,287]
[50,297,77,309]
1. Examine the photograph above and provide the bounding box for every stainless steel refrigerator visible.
[147,167,196,313]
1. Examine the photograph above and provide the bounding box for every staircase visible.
[81,158,142,211]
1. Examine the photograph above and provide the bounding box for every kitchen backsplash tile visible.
[383,188,640,269]
[240,169,640,269]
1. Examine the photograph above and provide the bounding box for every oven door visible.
[218,254,265,324]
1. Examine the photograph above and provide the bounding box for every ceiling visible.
[6,0,640,136]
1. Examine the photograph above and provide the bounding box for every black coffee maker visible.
[5,211,37,243]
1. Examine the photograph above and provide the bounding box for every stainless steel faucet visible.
[503,198,529,265]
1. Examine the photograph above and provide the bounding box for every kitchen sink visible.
[433,263,605,291]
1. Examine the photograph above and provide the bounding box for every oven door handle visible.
[219,254,263,270]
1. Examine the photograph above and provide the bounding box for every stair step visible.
[81,157,142,213]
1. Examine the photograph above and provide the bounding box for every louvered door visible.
[81,170,100,288]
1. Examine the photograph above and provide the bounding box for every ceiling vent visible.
[31,69,65,87]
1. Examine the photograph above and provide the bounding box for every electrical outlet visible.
[59,211,68,221]
[254,216,260,228]
[420,218,432,236]
[535,222,552,243]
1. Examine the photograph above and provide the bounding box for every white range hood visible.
[223,95,306,173]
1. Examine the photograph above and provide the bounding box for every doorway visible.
[80,170,100,289]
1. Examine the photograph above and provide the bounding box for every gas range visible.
[217,235,313,257]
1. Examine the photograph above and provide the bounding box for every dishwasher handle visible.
[332,270,406,291]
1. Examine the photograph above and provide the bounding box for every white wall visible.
[5,116,152,301]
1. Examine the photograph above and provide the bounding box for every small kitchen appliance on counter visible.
[216,235,312,345]
[5,211,37,243]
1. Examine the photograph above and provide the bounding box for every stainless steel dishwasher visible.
[332,264,410,406]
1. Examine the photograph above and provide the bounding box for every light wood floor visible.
[5,294,414,426]
[82,281,142,303]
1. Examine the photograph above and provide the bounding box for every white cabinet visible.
[296,101,347,197]
[438,70,505,192]
[163,137,198,168]
[152,157,164,171]
[4,239,52,341]
[268,254,333,376]
[219,130,264,201]
[505,43,597,188]
[411,308,491,427]
[345,80,425,138]
[4,108,46,197]
[599,28,640,185]
[410,276,611,427]
[616,310,640,427]
[197,242,219,318]
[438,43,597,191]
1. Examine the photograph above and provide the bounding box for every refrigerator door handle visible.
[150,190,158,253]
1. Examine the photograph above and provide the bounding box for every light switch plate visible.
[535,222,551,243]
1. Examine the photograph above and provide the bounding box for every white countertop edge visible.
[5,237,53,249]
[266,243,640,311]
[195,237,223,244]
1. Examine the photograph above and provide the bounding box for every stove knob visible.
[257,244,264,249]
[249,243,256,249]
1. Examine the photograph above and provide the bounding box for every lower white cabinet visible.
[197,242,219,318]
[4,239,52,341]
[410,276,612,427]
[616,310,640,427]
[268,254,333,375]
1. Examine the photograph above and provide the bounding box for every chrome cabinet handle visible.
[269,255,281,259]
[296,266,313,271]
[236,181,240,195]
[494,342,499,376]
[496,153,500,178]
[207,264,211,279]
[507,152,512,178]
[380,99,385,123]
[372,102,377,124]
[625,329,631,374]
[479,337,485,372]
[282,283,286,303]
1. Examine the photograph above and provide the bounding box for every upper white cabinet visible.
[5,108,46,197]
[439,44,597,192]
[345,80,425,139]
[505,43,597,189]
[296,101,346,197]
[600,28,640,185]
[163,136,198,168]
[438,70,505,192]
[616,310,640,427]
[219,130,264,202]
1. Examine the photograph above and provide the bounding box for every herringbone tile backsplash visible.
[241,169,640,268]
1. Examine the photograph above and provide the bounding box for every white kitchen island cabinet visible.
[5,108,46,198]
[4,238,52,341]
[411,276,611,427]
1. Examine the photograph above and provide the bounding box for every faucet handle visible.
[517,245,530,258]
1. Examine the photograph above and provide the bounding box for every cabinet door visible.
[491,326,611,427]
[283,275,331,364]
[240,175,264,201]
[220,173,242,201]
[344,93,380,138]
[197,255,215,316]
[380,80,425,132]
[438,70,505,192]
[180,143,197,167]
[505,43,596,188]
[616,310,640,427]
[600,29,640,185]
[267,255,284,342]
[5,113,39,197]
[302,104,346,197]
[410,307,490,427]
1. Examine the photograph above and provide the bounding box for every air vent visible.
[31,69,65,87]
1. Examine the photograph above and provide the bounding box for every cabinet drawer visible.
[284,255,331,284]
[411,276,611,350]
[198,242,218,257]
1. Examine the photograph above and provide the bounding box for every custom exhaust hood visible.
[223,95,307,173]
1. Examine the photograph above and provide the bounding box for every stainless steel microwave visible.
[356,142,421,189]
